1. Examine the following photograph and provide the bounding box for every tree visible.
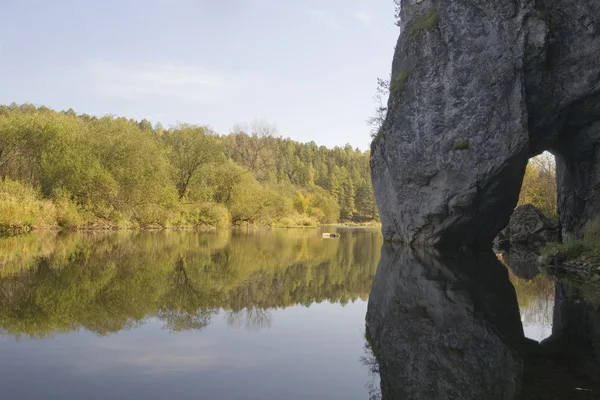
[163,124,224,200]
[518,152,557,221]
[227,120,277,180]
[367,78,389,138]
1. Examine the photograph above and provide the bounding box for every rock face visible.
[371,0,600,247]
[497,204,558,247]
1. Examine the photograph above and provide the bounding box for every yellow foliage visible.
[518,153,557,221]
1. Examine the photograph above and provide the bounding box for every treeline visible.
[0,103,378,231]
[0,229,382,337]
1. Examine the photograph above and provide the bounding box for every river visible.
[0,228,593,399]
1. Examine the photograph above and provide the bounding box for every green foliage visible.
[52,188,85,228]
[541,220,600,265]
[410,7,439,37]
[454,140,470,150]
[542,239,585,260]
[582,219,600,262]
[370,128,383,154]
[0,179,55,231]
[162,124,224,200]
[0,104,379,231]
[389,70,412,96]
[182,203,231,227]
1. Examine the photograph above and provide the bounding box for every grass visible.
[541,219,600,264]
[0,179,57,232]
[370,127,384,154]
[410,7,439,37]
[389,69,413,96]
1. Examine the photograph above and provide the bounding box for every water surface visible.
[0,228,381,400]
[0,229,594,399]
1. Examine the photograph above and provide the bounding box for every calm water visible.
[0,228,596,399]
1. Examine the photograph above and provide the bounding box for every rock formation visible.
[496,203,558,247]
[371,0,600,248]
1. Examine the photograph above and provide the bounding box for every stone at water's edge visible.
[371,0,600,247]
[497,204,558,248]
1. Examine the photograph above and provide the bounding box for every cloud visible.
[308,9,343,31]
[87,60,227,103]
[353,10,373,27]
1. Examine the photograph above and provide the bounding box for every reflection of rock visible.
[545,282,600,366]
[366,245,525,399]
[499,246,542,281]
[496,204,558,249]
[520,281,600,398]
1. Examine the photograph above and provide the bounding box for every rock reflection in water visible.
[365,245,600,400]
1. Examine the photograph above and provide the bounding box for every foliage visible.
[454,141,470,150]
[518,152,557,222]
[367,78,390,139]
[0,104,379,231]
[0,179,56,231]
[541,219,600,264]
[389,70,413,96]
[410,7,439,37]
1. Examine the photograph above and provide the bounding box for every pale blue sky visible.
[0,0,398,149]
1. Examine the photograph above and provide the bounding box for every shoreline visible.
[0,221,381,237]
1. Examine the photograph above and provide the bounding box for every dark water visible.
[0,229,597,399]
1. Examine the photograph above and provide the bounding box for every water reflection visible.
[366,245,600,400]
[501,251,555,342]
[0,229,382,400]
[0,229,382,338]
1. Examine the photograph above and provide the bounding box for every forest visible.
[0,103,378,232]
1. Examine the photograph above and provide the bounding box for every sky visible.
[0,0,399,150]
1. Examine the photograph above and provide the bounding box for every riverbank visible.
[0,218,381,237]
[538,220,600,273]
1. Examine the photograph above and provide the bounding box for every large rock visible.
[371,0,600,248]
[498,204,558,247]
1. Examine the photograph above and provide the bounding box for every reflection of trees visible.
[360,336,381,400]
[507,269,555,338]
[157,257,218,332]
[0,229,382,338]
[225,308,273,332]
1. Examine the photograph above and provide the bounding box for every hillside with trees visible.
[0,103,378,232]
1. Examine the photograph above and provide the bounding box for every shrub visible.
[370,128,384,154]
[454,141,470,150]
[410,7,439,37]
[583,219,600,261]
[389,70,413,96]
[185,203,231,227]
[52,188,84,228]
[0,179,56,229]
